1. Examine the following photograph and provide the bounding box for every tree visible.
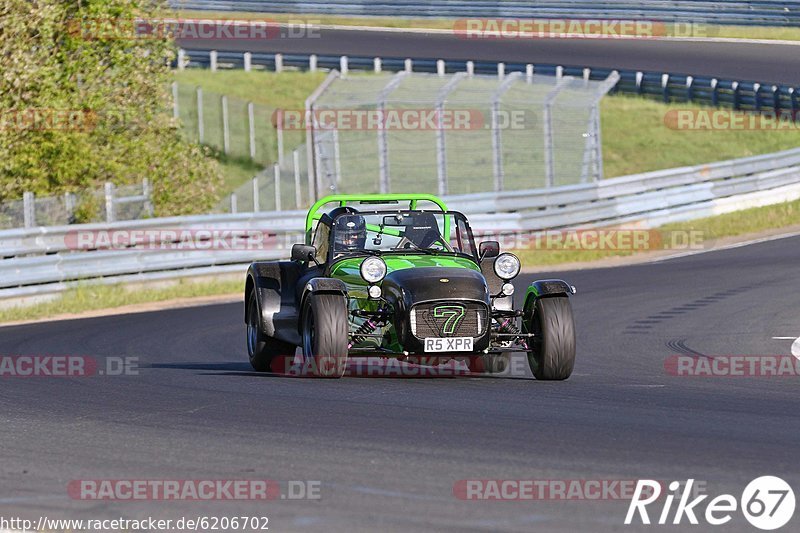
[0,0,222,216]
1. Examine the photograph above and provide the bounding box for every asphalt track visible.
[2,235,799,532]
[178,26,800,85]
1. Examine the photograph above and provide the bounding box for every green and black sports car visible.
[245,194,576,379]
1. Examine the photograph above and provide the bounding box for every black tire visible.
[524,296,576,380]
[247,291,295,372]
[301,293,349,378]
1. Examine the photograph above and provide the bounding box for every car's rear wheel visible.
[247,292,295,372]
[301,293,349,378]
[524,296,576,380]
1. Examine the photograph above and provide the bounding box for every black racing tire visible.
[301,293,349,378]
[524,296,576,380]
[247,291,295,372]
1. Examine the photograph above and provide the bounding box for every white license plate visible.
[424,337,474,352]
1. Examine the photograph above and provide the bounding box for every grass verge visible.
[0,278,242,324]
[515,197,800,266]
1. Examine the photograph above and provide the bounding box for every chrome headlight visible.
[360,257,387,284]
[493,253,520,281]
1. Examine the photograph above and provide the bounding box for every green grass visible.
[177,11,800,41]
[516,197,800,266]
[601,96,800,177]
[173,70,325,199]
[0,278,242,324]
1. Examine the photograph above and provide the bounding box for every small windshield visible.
[329,211,477,260]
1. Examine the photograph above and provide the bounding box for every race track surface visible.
[1,235,799,531]
[178,27,800,85]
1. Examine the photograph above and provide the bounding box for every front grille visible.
[410,301,489,338]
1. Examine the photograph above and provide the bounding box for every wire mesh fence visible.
[307,70,618,199]
[0,181,153,230]
[173,82,305,167]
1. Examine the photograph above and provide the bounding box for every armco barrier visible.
[2,148,799,303]
[178,50,800,115]
[168,1,800,26]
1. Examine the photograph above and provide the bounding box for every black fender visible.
[523,279,576,312]
[245,261,301,345]
[297,278,348,333]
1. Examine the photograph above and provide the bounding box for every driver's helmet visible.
[328,206,366,251]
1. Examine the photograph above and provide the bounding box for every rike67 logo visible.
[625,477,795,530]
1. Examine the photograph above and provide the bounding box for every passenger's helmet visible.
[328,206,366,251]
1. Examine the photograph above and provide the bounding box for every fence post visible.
[583,68,591,84]
[293,149,302,209]
[142,178,154,217]
[23,191,35,228]
[636,71,644,94]
[374,57,382,73]
[274,164,282,211]
[332,128,342,186]
[196,87,204,144]
[556,65,564,79]
[732,81,740,109]
[661,73,670,103]
[753,82,762,111]
[437,59,445,76]
[686,75,694,102]
[277,112,285,167]
[275,53,283,73]
[466,60,474,76]
[209,50,218,72]
[230,192,238,214]
[711,78,719,106]
[340,56,349,77]
[404,58,413,73]
[247,102,256,160]
[142,179,153,217]
[221,95,230,155]
[497,62,505,80]
[177,48,186,70]
[172,81,179,119]
[243,52,252,72]
[309,54,318,72]
[104,183,115,222]
[526,64,534,82]
[252,176,260,212]
[64,192,76,224]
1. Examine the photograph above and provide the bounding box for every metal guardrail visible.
[178,49,800,115]
[2,148,799,302]
[168,1,800,26]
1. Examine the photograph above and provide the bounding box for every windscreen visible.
[330,211,477,260]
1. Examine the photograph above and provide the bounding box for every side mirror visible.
[291,243,316,262]
[479,240,500,260]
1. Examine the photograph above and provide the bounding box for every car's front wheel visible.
[524,296,576,380]
[301,293,349,378]
[247,292,295,372]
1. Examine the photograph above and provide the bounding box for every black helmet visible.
[327,206,366,251]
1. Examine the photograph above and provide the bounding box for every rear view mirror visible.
[479,241,500,259]
[291,243,316,262]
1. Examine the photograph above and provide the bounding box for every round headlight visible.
[493,253,520,280]
[360,257,387,284]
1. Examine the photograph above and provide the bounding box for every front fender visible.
[523,279,576,310]
[298,278,348,321]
